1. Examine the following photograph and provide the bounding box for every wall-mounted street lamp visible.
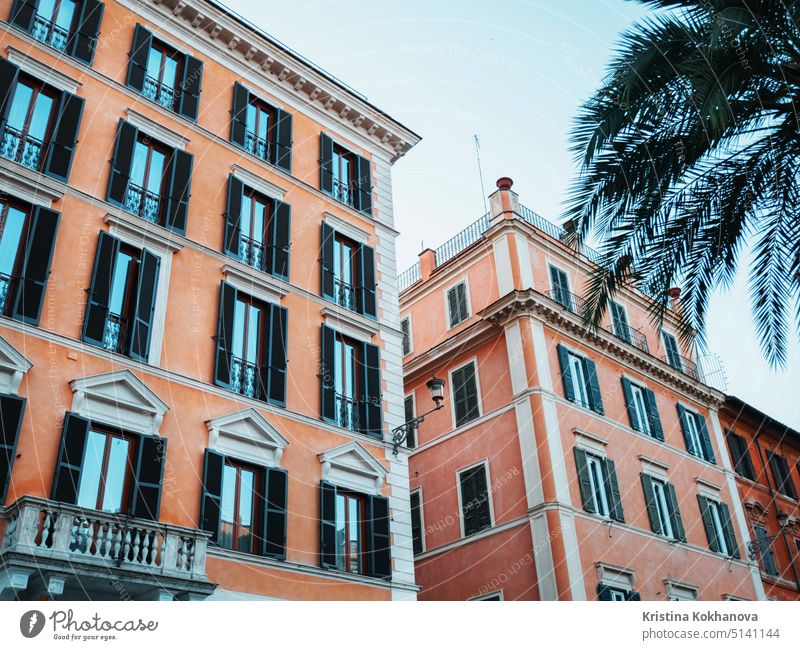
[391,377,446,456]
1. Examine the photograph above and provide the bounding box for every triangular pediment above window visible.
[319,441,387,493]
[0,334,32,395]
[70,370,168,434]
[207,408,289,467]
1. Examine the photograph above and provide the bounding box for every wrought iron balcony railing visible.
[31,15,70,52]
[611,322,650,354]
[244,131,270,161]
[124,183,162,224]
[334,393,360,432]
[0,273,14,316]
[332,178,355,207]
[230,355,260,400]
[333,277,358,312]
[664,353,703,382]
[237,234,269,273]
[0,123,44,170]
[102,312,129,355]
[142,75,179,111]
[546,288,588,317]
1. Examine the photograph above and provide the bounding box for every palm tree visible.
[565,0,800,366]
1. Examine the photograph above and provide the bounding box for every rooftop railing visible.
[434,212,489,266]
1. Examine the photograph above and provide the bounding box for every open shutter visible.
[645,388,664,441]
[271,200,291,280]
[621,377,640,431]
[126,25,152,94]
[261,467,288,559]
[697,495,720,552]
[8,0,37,31]
[128,248,160,361]
[51,412,90,505]
[264,304,288,406]
[70,0,104,65]
[361,341,382,438]
[719,502,739,558]
[627,591,641,601]
[129,435,166,520]
[556,344,575,402]
[0,59,20,123]
[0,394,26,504]
[583,357,604,415]
[44,90,84,182]
[447,286,459,327]
[213,282,237,389]
[12,205,59,325]
[107,119,138,205]
[223,175,243,258]
[273,107,292,172]
[319,481,337,568]
[320,133,333,194]
[230,82,249,147]
[178,55,203,121]
[640,473,662,535]
[355,155,372,215]
[366,494,391,578]
[164,148,193,235]
[573,447,596,513]
[665,482,686,541]
[320,223,335,300]
[676,404,697,456]
[82,231,119,347]
[610,302,628,340]
[200,448,224,543]
[604,458,624,523]
[359,244,376,319]
[696,414,716,464]
[320,325,336,422]
[597,584,613,601]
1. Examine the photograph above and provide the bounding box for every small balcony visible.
[0,123,44,170]
[333,277,358,312]
[332,178,355,207]
[0,496,214,601]
[101,312,129,355]
[546,288,587,316]
[0,273,15,316]
[124,183,162,224]
[142,75,178,112]
[244,131,270,161]
[237,234,270,274]
[611,322,650,354]
[664,353,703,382]
[31,15,70,52]
[230,355,260,400]
[334,393,360,432]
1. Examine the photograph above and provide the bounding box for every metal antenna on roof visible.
[474,134,489,217]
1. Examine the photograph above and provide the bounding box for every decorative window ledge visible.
[6,46,81,94]
[321,306,378,342]
[595,562,635,592]
[206,408,288,467]
[0,162,64,207]
[231,164,286,200]
[222,263,288,305]
[0,335,32,395]
[639,455,670,481]
[125,109,190,150]
[573,428,608,454]
[104,212,185,254]
[318,441,387,494]
[323,212,370,244]
[695,477,723,499]
[664,579,698,600]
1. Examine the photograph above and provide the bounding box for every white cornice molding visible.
[0,334,32,395]
[321,306,379,342]
[319,441,387,494]
[0,162,63,206]
[104,212,185,253]
[6,47,80,94]
[573,428,608,454]
[207,408,288,467]
[695,477,723,498]
[231,164,286,200]
[639,455,670,480]
[222,263,289,305]
[125,109,190,150]
[323,212,370,244]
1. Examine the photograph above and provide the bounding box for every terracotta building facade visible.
[400,179,768,601]
[0,0,421,600]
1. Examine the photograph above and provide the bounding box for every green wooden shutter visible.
[557,344,575,403]
[177,54,203,121]
[129,435,166,520]
[696,495,719,552]
[610,301,630,342]
[128,248,160,361]
[200,449,224,543]
[213,282,237,389]
[662,331,682,369]
[664,482,686,541]
[106,119,138,206]
[754,525,777,575]
[573,447,596,513]
[8,0,37,31]
[320,325,336,422]
[360,342,382,438]
[12,205,60,326]
[583,357,604,415]
[126,24,152,94]
[726,431,755,480]
[410,491,423,555]
[640,473,662,535]
[355,155,372,215]
[70,0,104,65]
[230,83,250,147]
[319,481,337,568]
[597,584,613,600]
[264,304,288,407]
[51,412,91,505]
[644,388,664,441]
[719,502,740,558]
[273,108,292,172]
[320,134,334,195]
[676,404,697,456]
[223,175,243,258]
[366,494,391,578]
[164,148,193,235]
[603,457,624,523]
[320,223,335,300]
[82,231,119,348]
[261,467,288,559]
[271,199,291,280]
[0,394,26,504]
[44,90,84,182]
[453,363,479,427]
[359,244,377,319]
[621,377,640,431]
[696,414,716,464]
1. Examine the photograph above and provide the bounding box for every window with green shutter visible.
[401,316,412,356]
[574,447,624,522]
[451,361,480,427]
[447,282,469,328]
[677,405,716,463]
[621,378,664,441]
[557,345,604,414]
[768,452,797,499]
[403,394,416,448]
[698,496,739,558]
[661,331,683,370]
[549,265,572,310]
[610,301,631,343]
[753,524,778,576]
[458,463,491,537]
[410,489,424,555]
[725,430,756,481]
[641,474,685,541]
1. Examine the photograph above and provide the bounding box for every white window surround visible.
[665,580,698,601]
[639,456,670,482]
[707,500,730,555]
[321,306,379,342]
[595,562,635,592]
[695,477,723,500]
[448,357,482,429]
[0,165,63,207]
[469,591,504,601]
[206,408,288,468]
[232,164,287,200]
[125,109,190,150]
[6,47,81,94]
[573,428,608,455]
[0,335,32,395]
[455,458,494,538]
[652,479,675,539]
[444,278,471,330]
[323,212,370,244]
[400,314,413,356]
[69,370,168,436]
[318,441,387,494]
[222,263,288,306]
[629,383,651,434]
[587,454,610,517]
[548,261,573,291]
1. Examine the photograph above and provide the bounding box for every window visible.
[404,394,416,448]
[213,282,288,406]
[667,584,698,601]
[470,592,502,601]
[753,524,778,576]
[697,495,739,558]
[0,201,29,316]
[9,0,104,64]
[230,82,292,172]
[549,265,572,310]
[451,361,480,427]
[107,120,193,235]
[574,448,623,521]
[401,316,412,356]
[458,462,492,537]
[557,345,604,414]
[219,459,259,554]
[82,232,160,361]
[320,223,376,318]
[641,474,685,541]
[333,332,360,430]
[725,430,756,481]
[0,393,26,505]
[320,134,372,215]
[447,281,470,328]
[76,426,136,514]
[127,25,203,121]
[621,378,663,440]
[610,301,631,343]
[410,489,424,555]
[597,584,640,601]
[677,405,716,463]
[662,331,682,370]
[768,452,797,500]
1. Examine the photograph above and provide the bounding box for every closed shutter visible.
[51,412,91,504]
[213,282,237,389]
[320,223,335,300]
[223,175,244,258]
[573,447,596,513]
[583,357,604,415]
[557,344,575,402]
[260,467,288,559]
[696,414,716,464]
[319,481,337,568]
[320,134,334,194]
[264,303,288,406]
[164,148,193,234]
[460,465,490,536]
[0,59,19,126]
[12,205,59,325]
[106,120,138,206]
[640,473,662,535]
[8,0,37,31]
[403,395,415,448]
[627,591,641,601]
[664,482,686,541]
[610,301,629,341]
[719,502,740,558]
[697,495,720,552]
[447,283,468,326]
[549,266,571,308]
[355,155,372,215]
[644,388,664,441]
[410,491,423,555]
[755,525,777,575]
[621,377,640,431]
[677,404,697,456]
[128,248,160,361]
[44,90,84,182]
[199,448,224,543]
[273,108,292,172]
[0,394,26,504]
[603,457,624,523]
[366,494,391,578]
[126,25,152,94]
[769,453,797,499]
[360,341,382,438]
[597,584,613,601]
[401,318,411,356]
[453,363,479,427]
[230,83,249,148]
[320,325,336,422]
[70,0,104,65]
[271,199,291,280]
[662,332,682,369]
[177,55,203,121]
[129,435,166,520]
[82,231,119,347]
[726,431,755,480]
[359,244,376,318]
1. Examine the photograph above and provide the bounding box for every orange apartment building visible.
[400,178,769,601]
[0,0,422,600]
[721,396,800,600]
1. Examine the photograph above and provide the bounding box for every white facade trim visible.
[323,212,370,244]
[206,408,288,468]
[515,234,534,290]
[0,335,32,395]
[574,429,609,455]
[596,562,635,591]
[492,235,514,296]
[232,164,287,200]
[319,441,387,494]
[695,477,723,499]
[321,306,379,342]
[6,47,81,94]
[0,164,63,207]
[125,109,190,150]
[222,263,288,305]
[639,455,670,481]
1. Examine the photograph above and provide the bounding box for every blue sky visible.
[225,0,800,428]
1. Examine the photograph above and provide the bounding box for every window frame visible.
[75,423,138,515]
[144,38,183,111]
[753,523,778,576]
[629,382,651,435]
[331,143,357,207]
[706,499,730,556]
[0,198,31,315]
[403,391,416,449]
[651,477,675,539]
[229,292,268,398]
[548,262,572,308]
[3,75,59,171]
[400,315,413,356]
[448,358,482,429]
[410,487,425,555]
[661,330,682,370]
[609,300,631,342]
[456,458,494,539]
[333,488,367,575]
[331,230,360,312]
[218,456,262,555]
[126,134,172,225]
[567,351,590,409]
[586,452,611,518]
[444,278,471,329]
[244,95,276,160]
